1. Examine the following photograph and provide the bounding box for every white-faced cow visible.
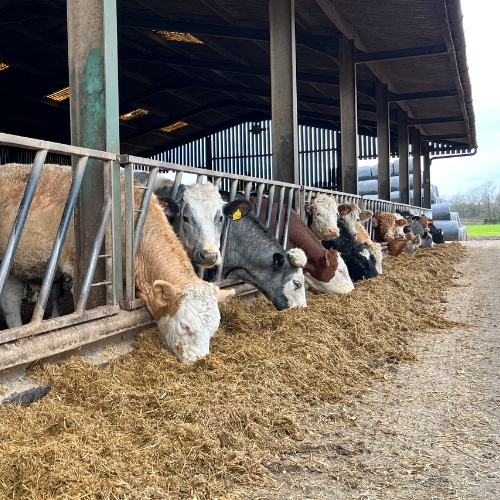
[304,194,340,240]
[0,164,233,363]
[134,172,224,269]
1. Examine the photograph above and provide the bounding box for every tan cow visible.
[372,211,408,242]
[0,164,233,363]
[386,234,421,257]
[337,203,384,274]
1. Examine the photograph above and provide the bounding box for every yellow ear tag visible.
[233,208,242,221]
[164,201,169,207]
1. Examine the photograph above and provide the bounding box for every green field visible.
[466,224,500,237]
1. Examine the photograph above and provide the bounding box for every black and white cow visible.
[321,219,379,282]
[428,222,445,244]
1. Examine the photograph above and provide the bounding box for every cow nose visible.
[293,279,302,290]
[385,233,394,240]
[328,227,339,236]
[199,251,218,264]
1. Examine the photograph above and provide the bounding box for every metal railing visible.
[0,133,122,342]
[0,132,432,339]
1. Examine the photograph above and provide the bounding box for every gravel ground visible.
[237,239,500,500]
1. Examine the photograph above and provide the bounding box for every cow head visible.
[394,213,410,239]
[372,211,405,241]
[150,280,234,364]
[420,231,436,249]
[338,203,373,236]
[223,200,307,310]
[176,183,225,268]
[405,234,421,254]
[305,194,339,240]
[305,250,354,295]
[419,215,433,232]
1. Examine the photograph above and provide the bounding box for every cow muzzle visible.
[194,250,220,268]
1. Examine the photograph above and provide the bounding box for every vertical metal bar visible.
[171,171,183,200]
[31,156,89,323]
[133,167,159,258]
[422,141,431,208]
[377,81,391,201]
[0,149,47,296]
[75,196,112,314]
[255,183,265,218]
[412,127,422,207]
[124,162,135,302]
[265,185,276,227]
[244,181,252,200]
[274,187,286,240]
[282,188,294,248]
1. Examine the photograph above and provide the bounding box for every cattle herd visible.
[0,164,445,364]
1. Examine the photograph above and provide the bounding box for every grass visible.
[465,224,500,237]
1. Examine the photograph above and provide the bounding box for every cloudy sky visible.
[429,0,500,197]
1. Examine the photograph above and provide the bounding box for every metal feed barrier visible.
[0,132,430,374]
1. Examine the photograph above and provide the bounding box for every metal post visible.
[376,82,390,201]
[412,127,422,207]
[422,141,431,208]
[269,0,299,185]
[339,36,358,195]
[397,107,409,204]
[68,0,121,309]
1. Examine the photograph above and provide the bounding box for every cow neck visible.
[134,191,199,320]
[258,197,331,277]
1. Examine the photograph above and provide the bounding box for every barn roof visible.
[0,0,476,156]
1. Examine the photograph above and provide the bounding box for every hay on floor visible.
[0,243,466,499]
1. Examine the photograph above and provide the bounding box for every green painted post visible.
[68,0,122,309]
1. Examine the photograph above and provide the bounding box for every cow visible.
[134,172,224,269]
[371,211,408,243]
[385,234,421,257]
[404,216,436,248]
[429,222,445,244]
[394,213,410,239]
[0,164,233,364]
[257,198,355,296]
[337,203,384,274]
[304,194,340,240]
[220,200,308,309]
[321,219,379,282]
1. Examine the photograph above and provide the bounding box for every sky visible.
[429,0,500,198]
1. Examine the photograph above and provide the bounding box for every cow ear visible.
[223,200,253,221]
[359,210,373,221]
[396,219,408,226]
[152,280,179,307]
[272,252,285,270]
[304,202,313,215]
[156,196,179,218]
[427,218,433,223]
[338,203,351,216]
[372,217,379,228]
[287,248,307,268]
[375,210,382,217]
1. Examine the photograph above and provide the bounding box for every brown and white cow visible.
[372,211,408,243]
[258,198,354,296]
[337,202,384,274]
[305,194,340,240]
[0,164,233,363]
[385,234,421,257]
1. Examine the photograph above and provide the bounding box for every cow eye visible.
[293,279,302,290]
[316,212,322,217]
[217,215,223,223]
[183,215,190,223]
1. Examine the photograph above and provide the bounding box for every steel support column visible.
[376,82,390,200]
[411,127,422,207]
[68,0,121,308]
[269,0,299,185]
[422,141,431,208]
[397,107,409,204]
[339,37,358,195]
